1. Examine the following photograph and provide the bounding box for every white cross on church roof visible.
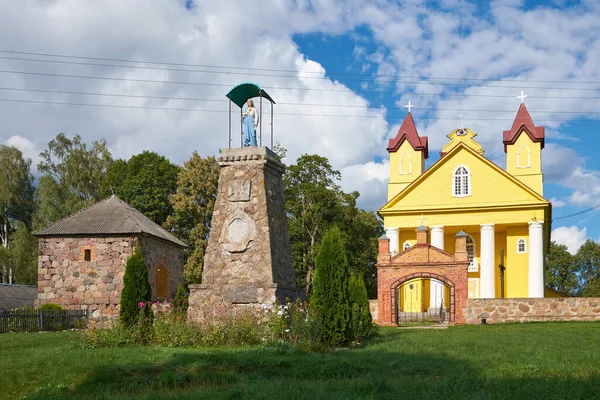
[404,100,414,113]
[517,90,528,104]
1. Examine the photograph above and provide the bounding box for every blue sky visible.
[0,0,599,253]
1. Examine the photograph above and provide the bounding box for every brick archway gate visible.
[390,272,456,325]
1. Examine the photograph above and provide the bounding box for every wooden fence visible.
[0,309,88,333]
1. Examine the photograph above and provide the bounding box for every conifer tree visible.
[310,226,351,346]
[120,246,152,326]
[349,272,374,341]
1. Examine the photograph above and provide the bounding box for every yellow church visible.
[378,100,552,310]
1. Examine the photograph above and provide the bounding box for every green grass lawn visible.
[1,322,599,400]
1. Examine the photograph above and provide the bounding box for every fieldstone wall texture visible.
[140,236,185,300]
[36,235,184,327]
[465,297,600,324]
[188,147,301,323]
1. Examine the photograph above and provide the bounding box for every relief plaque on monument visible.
[221,211,255,253]
[228,179,251,202]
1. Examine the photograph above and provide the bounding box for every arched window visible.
[400,152,412,175]
[403,241,411,251]
[517,238,527,253]
[517,144,531,168]
[453,165,471,197]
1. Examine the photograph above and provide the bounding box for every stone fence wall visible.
[464,298,600,324]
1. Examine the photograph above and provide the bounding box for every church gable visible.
[381,143,547,212]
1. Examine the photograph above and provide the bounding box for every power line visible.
[3,55,600,92]
[0,97,594,123]
[553,204,600,220]
[3,69,600,100]
[2,49,600,85]
[2,87,600,115]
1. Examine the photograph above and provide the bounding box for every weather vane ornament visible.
[517,90,528,104]
[225,82,276,149]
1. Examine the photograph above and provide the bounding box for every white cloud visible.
[549,197,567,208]
[5,135,42,172]
[0,0,599,215]
[340,160,389,212]
[551,226,587,254]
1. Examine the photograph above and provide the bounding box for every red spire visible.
[503,103,545,152]
[387,112,429,158]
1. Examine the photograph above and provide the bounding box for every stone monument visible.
[188,146,301,321]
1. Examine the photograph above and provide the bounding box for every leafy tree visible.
[285,154,342,295]
[349,272,375,342]
[284,153,383,297]
[102,151,180,226]
[0,145,35,283]
[120,246,152,327]
[311,227,351,346]
[164,153,219,283]
[9,221,38,285]
[545,241,578,296]
[337,196,383,298]
[34,133,113,230]
[576,239,600,297]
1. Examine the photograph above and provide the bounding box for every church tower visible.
[387,111,429,200]
[503,102,545,195]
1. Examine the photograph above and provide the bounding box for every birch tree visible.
[0,145,34,283]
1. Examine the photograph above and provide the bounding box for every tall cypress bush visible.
[120,246,152,327]
[311,226,351,346]
[349,272,375,341]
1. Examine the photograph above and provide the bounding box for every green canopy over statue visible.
[226,82,276,149]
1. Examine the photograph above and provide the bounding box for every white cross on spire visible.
[458,111,467,132]
[419,214,427,226]
[404,100,414,113]
[517,90,528,104]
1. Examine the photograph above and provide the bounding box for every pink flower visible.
[138,302,145,308]
[144,317,149,321]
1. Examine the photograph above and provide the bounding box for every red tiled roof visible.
[503,103,545,152]
[387,112,428,158]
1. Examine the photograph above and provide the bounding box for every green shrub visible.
[173,284,188,316]
[38,303,66,311]
[120,246,153,327]
[80,322,138,348]
[153,312,201,347]
[349,272,376,342]
[311,227,351,346]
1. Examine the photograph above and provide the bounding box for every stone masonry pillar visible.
[480,224,496,298]
[528,221,544,298]
[385,227,399,255]
[188,147,302,322]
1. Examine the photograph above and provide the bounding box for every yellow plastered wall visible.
[388,140,425,200]
[506,225,529,298]
[506,132,543,195]
[387,148,543,209]
[398,230,416,251]
[495,231,507,298]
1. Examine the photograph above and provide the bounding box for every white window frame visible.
[517,238,527,254]
[403,241,412,251]
[467,234,478,272]
[517,144,531,168]
[452,165,471,198]
[399,152,412,175]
